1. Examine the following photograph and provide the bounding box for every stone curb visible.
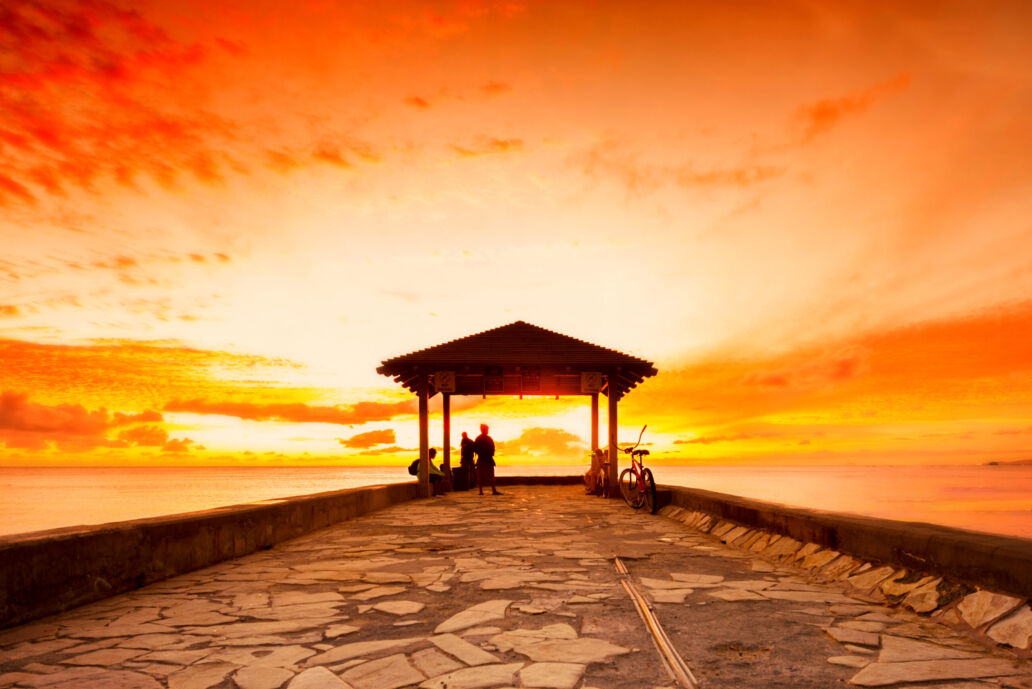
[658,486,1032,655]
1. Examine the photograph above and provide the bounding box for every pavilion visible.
[377,321,658,497]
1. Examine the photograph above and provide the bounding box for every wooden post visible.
[590,393,600,472]
[418,376,430,498]
[607,383,619,497]
[442,393,452,489]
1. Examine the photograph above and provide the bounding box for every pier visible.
[3,483,1032,689]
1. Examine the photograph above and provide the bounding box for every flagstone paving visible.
[2,485,1031,688]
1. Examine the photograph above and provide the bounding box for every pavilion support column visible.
[442,393,452,489]
[418,377,430,498]
[590,393,600,472]
[607,386,619,497]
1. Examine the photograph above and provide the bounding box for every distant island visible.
[985,458,1032,466]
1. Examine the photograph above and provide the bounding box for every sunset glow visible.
[2,1,1031,466]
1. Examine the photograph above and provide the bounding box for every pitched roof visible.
[377,321,657,397]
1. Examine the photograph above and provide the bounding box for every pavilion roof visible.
[377,320,657,396]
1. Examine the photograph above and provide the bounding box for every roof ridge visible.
[379,320,653,367]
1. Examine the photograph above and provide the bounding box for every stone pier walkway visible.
[2,485,1031,689]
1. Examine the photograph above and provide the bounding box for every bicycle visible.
[618,425,657,514]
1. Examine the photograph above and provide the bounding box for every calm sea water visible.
[2,464,1031,539]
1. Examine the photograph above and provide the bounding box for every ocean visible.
[2,464,1031,540]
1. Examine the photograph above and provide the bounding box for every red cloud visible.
[0,306,19,317]
[576,140,785,195]
[795,75,910,142]
[496,427,585,459]
[118,424,168,446]
[164,398,419,425]
[338,429,396,449]
[405,96,431,108]
[743,348,867,389]
[162,437,195,453]
[452,137,524,157]
[0,390,164,451]
[0,0,232,204]
[480,81,511,96]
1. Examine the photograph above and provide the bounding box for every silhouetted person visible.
[474,423,500,495]
[458,431,476,491]
[410,448,445,495]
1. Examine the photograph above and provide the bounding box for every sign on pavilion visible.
[377,321,658,497]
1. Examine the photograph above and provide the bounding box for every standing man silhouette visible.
[474,423,500,496]
[458,431,476,491]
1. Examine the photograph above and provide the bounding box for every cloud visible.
[480,81,511,96]
[742,347,867,389]
[162,437,195,453]
[0,390,163,451]
[452,138,524,157]
[405,96,431,108]
[118,424,169,446]
[0,305,20,317]
[338,428,396,448]
[496,427,586,459]
[576,140,784,195]
[0,0,232,203]
[794,75,910,143]
[164,398,418,425]
[674,433,771,445]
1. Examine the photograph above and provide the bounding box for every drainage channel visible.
[615,556,699,689]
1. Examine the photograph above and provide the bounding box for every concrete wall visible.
[659,485,1032,599]
[0,481,421,630]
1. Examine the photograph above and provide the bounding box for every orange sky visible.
[2,0,1031,466]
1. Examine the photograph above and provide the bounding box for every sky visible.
[1,0,1031,466]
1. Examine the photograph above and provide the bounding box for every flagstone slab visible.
[839,621,886,633]
[161,612,240,627]
[430,634,499,666]
[519,662,585,689]
[880,573,937,598]
[410,649,464,678]
[828,656,871,668]
[708,588,766,602]
[341,653,425,689]
[26,669,164,689]
[234,666,295,689]
[434,600,512,634]
[878,635,982,662]
[350,586,408,602]
[848,658,1023,686]
[363,572,412,584]
[167,662,239,689]
[847,567,897,592]
[287,667,355,689]
[670,573,725,585]
[373,601,425,616]
[987,605,1032,649]
[305,637,426,667]
[825,627,880,647]
[136,649,214,665]
[419,663,524,689]
[505,638,632,664]
[651,589,693,604]
[327,624,361,639]
[901,583,943,613]
[958,591,1023,629]
[760,589,859,604]
[67,624,177,639]
[61,647,145,666]
[210,645,316,668]
[490,625,579,653]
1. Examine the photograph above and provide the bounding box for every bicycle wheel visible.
[620,468,642,508]
[641,468,657,514]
